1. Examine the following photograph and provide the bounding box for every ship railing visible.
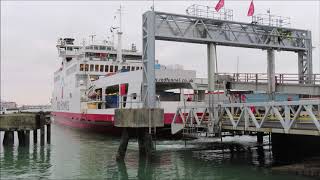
[118,95,161,109]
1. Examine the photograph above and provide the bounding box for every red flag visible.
[247,0,254,16]
[215,0,224,12]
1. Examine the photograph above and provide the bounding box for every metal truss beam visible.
[152,11,313,82]
[171,100,320,136]
[154,11,311,52]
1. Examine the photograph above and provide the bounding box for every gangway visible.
[172,100,320,136]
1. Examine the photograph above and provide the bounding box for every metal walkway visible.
[193,73,320,95]
[171,100,320,136]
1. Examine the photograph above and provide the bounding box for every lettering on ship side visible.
[155,78,193,83]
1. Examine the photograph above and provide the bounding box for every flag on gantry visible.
[215,0,224,12]
[247,0,255,16]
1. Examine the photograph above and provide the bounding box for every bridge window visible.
[100,65,104,72]
[110,65,114,72]
[85,64,89,71]
[95,65,99,72]
[131,66,135,71]
[90,64,94,71]
[136,67,139,70]
[94,46,99,50]
[80,64,84,71]
[115,65,118,72]
[105,65,109,72]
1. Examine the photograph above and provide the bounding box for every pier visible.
[112,7,320,161]
[0,112,51,146]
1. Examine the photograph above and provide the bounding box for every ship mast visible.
[116,5,123,63]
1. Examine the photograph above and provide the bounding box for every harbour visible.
[0,123,316,179]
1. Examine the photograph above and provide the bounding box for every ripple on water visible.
[0,124,317,180]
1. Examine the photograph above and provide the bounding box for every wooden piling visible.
[257,132,264,144]
[47,124,51,144]
[18,131,25,146]
[25,130,30,146]
[3,131,14,146]
[40,112,45,146]
[116,128,129,161]
[33,129,38,144]
[40,126,45,146]
[138,128,154,156]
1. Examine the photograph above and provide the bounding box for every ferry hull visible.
[52,111,178,136]
[52,112,121,135]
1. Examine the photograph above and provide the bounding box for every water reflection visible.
[0,144,52,179]
[0,124,316,180]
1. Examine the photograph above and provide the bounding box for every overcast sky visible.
[1,1,319,105]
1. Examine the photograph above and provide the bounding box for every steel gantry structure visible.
[141,10,317,135]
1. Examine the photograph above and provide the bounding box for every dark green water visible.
[0,123,316,180]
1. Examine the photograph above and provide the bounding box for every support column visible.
[2,131,14,146]
[138,128,154,157]
[47,124,51,144]
[18,131,25,146]
[24,130,30,146]
[207,43,217,93]
[116,128,129,161]
[33,129,37,144]
[142,11,156,108]
[298,51,305,84]
[257,132,264,144]
[40,126,45,146]
[267,49,275,100]
[207,43,218,134]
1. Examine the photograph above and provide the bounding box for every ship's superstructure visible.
[51,35,204,132]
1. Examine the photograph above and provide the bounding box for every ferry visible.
[51,33,207,134]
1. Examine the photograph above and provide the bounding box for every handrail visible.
[195,73,320,85]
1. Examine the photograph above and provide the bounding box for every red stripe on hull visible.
[52,111,179,126]
[53,115,121,135]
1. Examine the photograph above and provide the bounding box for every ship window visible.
[131,66,135,71]
[127,66,130,71]
[107,47,112,50]
[110,65,114,72]
[85,64,89,71]
[94,46,99,50]
[136,67,139,70]
[105,65,109,72]
[90,64,94,71]
[122,66,125,70]
[99,46,106,50]
[95,65,99,72]
[100,65,104,72]
[80,64,84,71]
[105,85,119,109]
[66,47,73,51]
[115,66,118,72]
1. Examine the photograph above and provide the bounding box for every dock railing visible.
[195,73,320,85]
[171,100,320,136]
